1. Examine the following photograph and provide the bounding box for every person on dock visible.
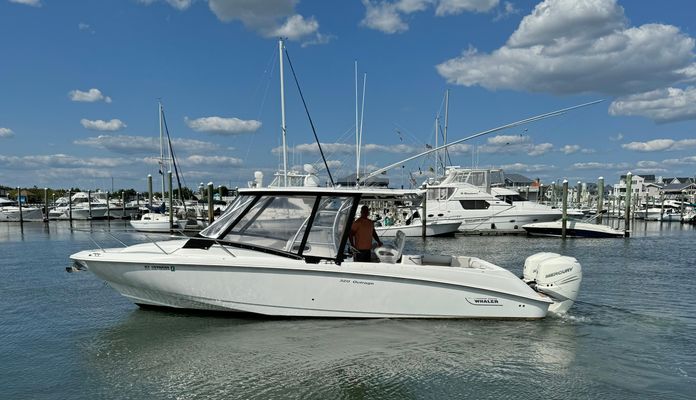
[349,205,383,262]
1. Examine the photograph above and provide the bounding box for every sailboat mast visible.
[434,116,439,177]
[444,89,449,170]
[279,38,288,187]
[159,101,165,198]
[355,61,359,182]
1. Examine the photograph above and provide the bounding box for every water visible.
[1,220,695,399]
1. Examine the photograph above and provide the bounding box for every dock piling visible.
[562,180,568,239]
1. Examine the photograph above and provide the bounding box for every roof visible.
[504,173,533,185]
[662,183,696,192]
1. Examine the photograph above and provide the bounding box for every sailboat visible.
[130,102,188,233]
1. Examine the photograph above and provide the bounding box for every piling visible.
[561,180,568,239]
[681,191,686,220]
[624,172,632,237]
[68,190,73,224]
[576,181,582,208]
[43,188,48,223]
[106,191,110,220]
[422,191,427,238]
[660,192,665,221]
[87,190,92,220]
[597,177,604,224]
[207,182,214,224]
[121,191,126,219]
[17,187,24,224]
[147,174,153,207]
[168,171,174,230]
[538,183,544,203]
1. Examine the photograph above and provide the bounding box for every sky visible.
[1,0,695,192]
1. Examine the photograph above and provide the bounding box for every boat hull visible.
[523,221,624,238]
[71,243,553,319]
[0,207,44,222]
[376,221,461,237]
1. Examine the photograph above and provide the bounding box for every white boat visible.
[523,220,625,238]
[70,187,582,319]
[130,212,186,232]
[375,219,461,237]
[0,197,44,222]
[49,191,139,220]
[423,168,562,233]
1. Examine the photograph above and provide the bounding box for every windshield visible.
[199,193,354,260]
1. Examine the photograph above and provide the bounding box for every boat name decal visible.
[545,267,572,279]
[339,278,374,286]
[144,265,176,272]
[466,298,501,306]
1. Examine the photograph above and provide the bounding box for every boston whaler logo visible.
[466,297,502,306]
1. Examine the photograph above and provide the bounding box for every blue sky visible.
[1,0,695,191]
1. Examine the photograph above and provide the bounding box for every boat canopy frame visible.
[184,188,424,264]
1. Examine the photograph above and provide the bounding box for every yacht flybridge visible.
[70,187,582,319]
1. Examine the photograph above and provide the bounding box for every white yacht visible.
[0,197,44,222]
[70,187,582,319]
[130,212,187,233]
[423,168,561,233]
[49,191,139,220]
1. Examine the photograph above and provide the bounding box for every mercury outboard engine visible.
[523,252,582,315]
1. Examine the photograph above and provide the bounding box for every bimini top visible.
[237,186,425,202]
[187,187,423,264]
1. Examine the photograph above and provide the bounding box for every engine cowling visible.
[524,252,582,315]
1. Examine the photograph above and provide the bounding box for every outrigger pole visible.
[361,99,603,182]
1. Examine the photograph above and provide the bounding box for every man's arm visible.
[372,228,382,247]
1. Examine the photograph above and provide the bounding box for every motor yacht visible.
[0,197,44,221]
[70,187,582,319]
[423,168,561,233]
[49,191,139,220]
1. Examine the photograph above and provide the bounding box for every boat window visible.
[200,195,255,238]
[427,187,454,200]
[286,196,354,258]
[459,200,490,210]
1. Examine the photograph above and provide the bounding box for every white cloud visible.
[273,142,421,155]
[561,144,580,154]
[9,0,41,7]
[436,0,696,96]
[270,14,319,40]
[487,134,529,145]
[609,87,696,123]
[74,135,219,154]
[361,0,498,34]
[185,116,262,135]
[636,161,661,168]
[621,138,696,152]
[207,0,322,41]
[493,1,519,21]
[571,162,630,170]
[181,155,243,167]
[633,168,668,174]
[80,118,126,132]
[0,154,131,169]
[527,142,553,156]
[499,163,554,172]
[663,156,696,166]
[0,127,14,138]
[435,0,499,16]
[137,0,193,11]
[68,88,112,103]
[609,133,623,141]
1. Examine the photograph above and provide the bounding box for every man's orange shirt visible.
[351,218,374,250]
